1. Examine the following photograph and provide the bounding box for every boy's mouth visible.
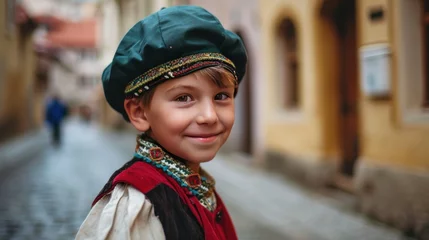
[185,132,222,143]
[187,133,220,138]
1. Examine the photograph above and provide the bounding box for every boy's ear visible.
[124,99,150,132]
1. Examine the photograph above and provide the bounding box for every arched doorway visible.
[320,0,359,176]
[234,30,252,155]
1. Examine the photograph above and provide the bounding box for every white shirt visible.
[75,184,165,240]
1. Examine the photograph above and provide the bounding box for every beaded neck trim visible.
[124,52,237,98]
[134,135,217,211]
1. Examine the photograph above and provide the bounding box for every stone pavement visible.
[0,128,50,173]
[204,155,413,240]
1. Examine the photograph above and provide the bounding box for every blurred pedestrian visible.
[75,5,247,240]
[45,95,67,146]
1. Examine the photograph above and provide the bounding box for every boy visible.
[76,5,247,240]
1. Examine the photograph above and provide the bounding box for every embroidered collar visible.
[134,135,217,211]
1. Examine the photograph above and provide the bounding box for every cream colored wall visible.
[100,0,120,66]
[121,0,138,33]
[152,0,170,12]
[24,0,81,20]
[98,0,122,127]
[261,0,326,160]
[358,0,429,170]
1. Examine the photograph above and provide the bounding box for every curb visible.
[0,128,50,172]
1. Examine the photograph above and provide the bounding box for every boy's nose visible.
[196,101,218,125]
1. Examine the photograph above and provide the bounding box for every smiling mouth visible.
[186,133,222,143]
[187,133,220,138]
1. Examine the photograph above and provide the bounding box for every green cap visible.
[102,5,248,121]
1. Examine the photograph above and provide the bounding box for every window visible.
[277,18,299,109]
[422,0,429,107]
[396,0,429,122]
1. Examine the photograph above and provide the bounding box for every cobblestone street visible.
[0,119,412,240]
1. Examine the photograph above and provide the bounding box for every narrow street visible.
[0,119,411,240]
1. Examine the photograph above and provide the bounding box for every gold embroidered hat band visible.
[124,52,237,98]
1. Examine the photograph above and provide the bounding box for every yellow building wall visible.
[0,2,4,119]
[358,0,429,170]
[33,91,45,128]
[359,0,390,44]
[21,32,38,130]
[261,0,429,170]
[0,5,42,139]
[261,0,332,161]
[2,27,20,122]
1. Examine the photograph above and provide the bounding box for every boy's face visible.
[143,71,235,166]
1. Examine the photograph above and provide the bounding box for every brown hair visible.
[139,66,237,107]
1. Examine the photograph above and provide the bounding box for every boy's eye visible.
[214,93,230,100]
[175,95,193,102]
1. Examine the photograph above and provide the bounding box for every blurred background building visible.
[0,0,429,239]
[0,0,55,145]
[259,0,429,236]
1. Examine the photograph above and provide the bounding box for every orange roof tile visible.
[46,19,97,49]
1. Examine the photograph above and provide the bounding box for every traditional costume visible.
[76,5,247,240]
